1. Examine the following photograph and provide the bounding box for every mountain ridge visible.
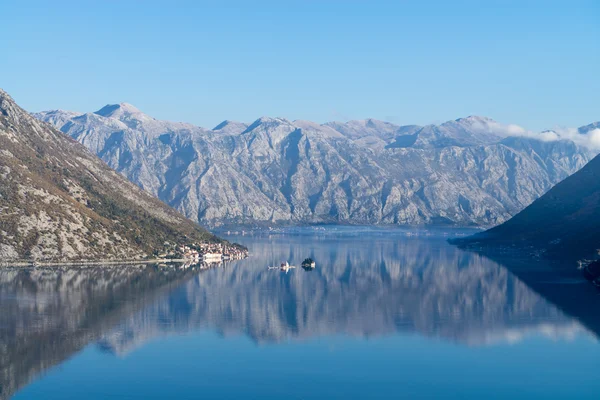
[34,102,598,229]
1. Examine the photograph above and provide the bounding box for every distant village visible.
[157,241,248,268]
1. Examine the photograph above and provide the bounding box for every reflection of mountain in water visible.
[0,265,196,400]
[1,233,598,399]
[100,234,588,355]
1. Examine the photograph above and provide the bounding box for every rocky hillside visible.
[0,89,216,262]
[35,105,596,228]
[452,153,600,261]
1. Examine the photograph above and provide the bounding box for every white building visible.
[204,253,222,262]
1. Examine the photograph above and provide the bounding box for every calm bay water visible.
[2,227,600,399]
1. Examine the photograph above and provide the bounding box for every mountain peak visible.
[578,121,600,134]
[0,88,16,113]
[242,116,293,133]
[212,120,249,134]
[256,116,292,124]
[453,115,495,125]
[0,88,28,124]
[213,120,234,130]
[95,102,142,118]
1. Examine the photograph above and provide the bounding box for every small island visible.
[301,258,316,269]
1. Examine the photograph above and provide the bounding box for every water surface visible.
[2,227,599,399]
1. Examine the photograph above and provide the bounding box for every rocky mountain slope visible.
[35,105,597,228]
[0,89,216,261]
[452,153,600,261]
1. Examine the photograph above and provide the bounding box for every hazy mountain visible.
[578,122,600,135]
[35,105,596,228]
[452,153,600,261]
[0,89,216,262]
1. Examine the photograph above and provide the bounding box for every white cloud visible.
[506,125,600,151]
[466,118,528,137]
[505,124,527,135]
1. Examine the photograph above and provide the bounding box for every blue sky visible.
[1,0,598,131]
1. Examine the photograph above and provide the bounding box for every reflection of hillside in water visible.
[0,265,196,400]
[101,234,587,355]
[1,234,596,399]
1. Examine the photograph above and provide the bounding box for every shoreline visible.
[1,254,249,268]
[0,258,190,268]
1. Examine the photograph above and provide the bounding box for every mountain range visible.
[0,89,216,261]
[35,104,597,228]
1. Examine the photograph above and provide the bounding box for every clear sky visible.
[1,0,598,131]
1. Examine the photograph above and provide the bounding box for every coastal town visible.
[156,241,248,268]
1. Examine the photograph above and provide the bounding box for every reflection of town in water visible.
[1,229,599,399]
